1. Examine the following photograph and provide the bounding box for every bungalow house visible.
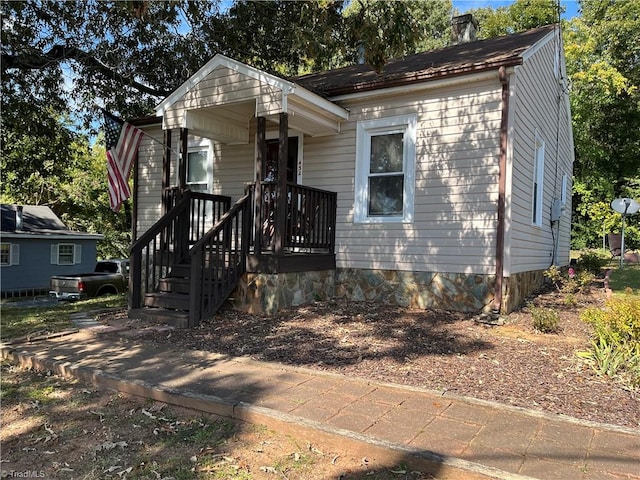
[0,204,104,297]
[129,21,574,327]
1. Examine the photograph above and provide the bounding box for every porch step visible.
[158,277,190,294]
[128,308,190,329]
[169,264,190,278]
[144,292,190,311]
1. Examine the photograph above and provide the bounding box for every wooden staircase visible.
[131,263,192,328]
[129,190,251,328]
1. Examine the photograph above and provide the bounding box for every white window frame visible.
[355,114,417,223]
[186,139,213,194]
[51,243,81,265]
[532,134,545,226]
[1,242,19,266]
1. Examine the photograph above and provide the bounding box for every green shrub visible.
[530,306,560,333]
[577,250,608,274]
[578,296,640,390]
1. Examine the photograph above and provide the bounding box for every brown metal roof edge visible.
[318,57,524,97]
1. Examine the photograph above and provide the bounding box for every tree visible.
[564,1,640,248]
[343,0,451,72]
[468,0,561,39]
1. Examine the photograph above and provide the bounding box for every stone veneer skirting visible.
[334,268,494,313]
[501,269,546,313]
[225,270,336,316]
[226,267,547,316]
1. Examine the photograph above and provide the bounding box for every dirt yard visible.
[124,283,638,430]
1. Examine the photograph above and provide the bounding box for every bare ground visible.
[115,282,639,430]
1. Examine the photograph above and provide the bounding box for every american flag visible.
[104,110,144,211]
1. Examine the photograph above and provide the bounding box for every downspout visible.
[493,66,509,314]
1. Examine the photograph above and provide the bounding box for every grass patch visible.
[0,294,126,342]
[608,264,640,296]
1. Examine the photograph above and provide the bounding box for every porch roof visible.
[156,54,349,144]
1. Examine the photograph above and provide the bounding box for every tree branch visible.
[2,45,171,97]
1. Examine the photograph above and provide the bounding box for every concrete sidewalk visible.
[2,316,639,480]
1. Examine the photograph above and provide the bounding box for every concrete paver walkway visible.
[2,316,639,480]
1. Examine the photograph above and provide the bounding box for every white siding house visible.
[131,24,573,320]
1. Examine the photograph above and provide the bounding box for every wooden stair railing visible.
[188,193,252,326]
[129,189,231,312]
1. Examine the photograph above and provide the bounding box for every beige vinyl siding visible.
[304,80,503,275]
[163,66,282,129]
[507,36,574,275]
[213,129,256,200]
[136,125,170,238]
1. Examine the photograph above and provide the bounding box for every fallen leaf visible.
[117,466,133,476]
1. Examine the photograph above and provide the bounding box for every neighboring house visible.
[0,204,104,297]
[129,20,574,326]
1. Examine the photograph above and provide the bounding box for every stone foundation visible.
[226,270,335,316]
[226,267,546,316]
[334,268,495,313]
[501,269,546,313]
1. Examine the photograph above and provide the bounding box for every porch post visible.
[274,112,288,255]
[162,128,172,214]
[254,116,266,254]
[179,128,188,192]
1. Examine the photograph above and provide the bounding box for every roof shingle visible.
[293,25,556,97]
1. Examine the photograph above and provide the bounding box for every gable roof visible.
[293,25,557,97]
[156,54,349,121]
[1,204,103,239]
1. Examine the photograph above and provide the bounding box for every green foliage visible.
[543,258,596,296]
[529,305,560,333]
[343,0,451,71]
[577,250,608,275]
[564,1,640,250]
[469,0,560,39]
[579,296,640,389]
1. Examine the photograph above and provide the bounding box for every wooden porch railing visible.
[129,189,231,309]
[188,193,251,326]
[130,183,336,326]
[247,182,337,254]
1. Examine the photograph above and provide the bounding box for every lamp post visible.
[611,198,640,268]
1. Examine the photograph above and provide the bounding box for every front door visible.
[264,136,299,183]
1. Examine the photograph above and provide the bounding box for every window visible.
[532,135,545,226]
[1,243,11,265]
[1,243,19,266]
[0,243,9,265]
[51,244,81,265]
[187,149,209,193]
[355,114,417,223]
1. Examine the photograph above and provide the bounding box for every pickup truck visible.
[49,259,129,301]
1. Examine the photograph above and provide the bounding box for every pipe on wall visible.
[493,66,509,313]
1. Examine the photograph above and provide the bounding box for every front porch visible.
[130,178,337,327]
[129,54,348,326]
